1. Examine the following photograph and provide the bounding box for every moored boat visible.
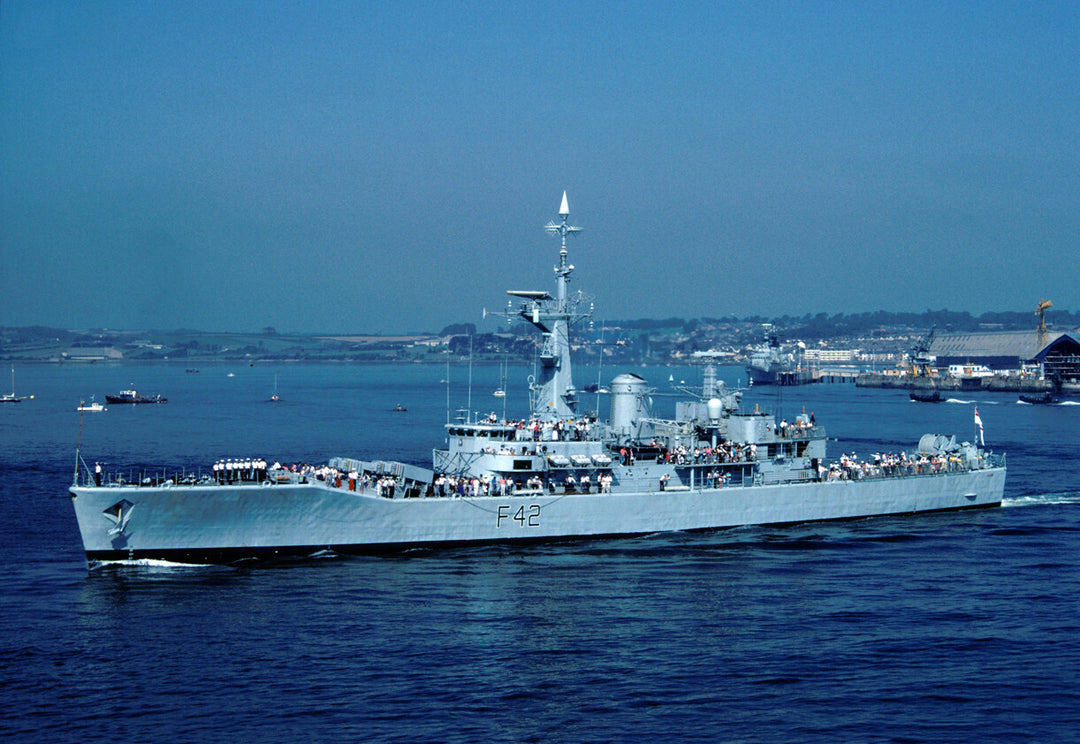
[105,389,167,404]
[1,365,31,403]
[77,396,106,412]
[68,194,1006,567]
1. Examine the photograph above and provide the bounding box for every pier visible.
[811,368,862,384]
[854,372,1077,395]
[758,367,866,386]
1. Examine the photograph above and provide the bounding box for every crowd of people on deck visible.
[213,458,269,483]
[477,414,596,443]
[654,442,756,465]
[558,472,615,493]
[430,471,616,497]
[776,416,815,438]
[823,451,974,481]
[106,438,973,493]
[478,445,534,456]
[435,473,521,498]
[660,470,734,490]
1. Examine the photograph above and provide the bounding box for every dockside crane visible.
[909,327,936,377]
[1036,299,1052,350]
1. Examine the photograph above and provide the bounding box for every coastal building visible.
[931,330,1080,382]
[803,348,860,363]
[60,347,124,362]
[1033,333,1080,384]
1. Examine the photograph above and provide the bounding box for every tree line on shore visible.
[2,307,1076,363]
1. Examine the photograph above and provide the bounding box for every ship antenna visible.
[545,190,584,257]
[467,333,474,423]
[596,320,605,414]
[74,409,83,485]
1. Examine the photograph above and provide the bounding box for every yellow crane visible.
[1036,299,1052,350]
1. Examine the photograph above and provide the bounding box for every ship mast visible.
[507,192,585,421]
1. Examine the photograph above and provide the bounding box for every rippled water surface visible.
[2,364,1078,743]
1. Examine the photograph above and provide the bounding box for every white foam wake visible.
[88,558,212,570]
[1003,492,1080,508]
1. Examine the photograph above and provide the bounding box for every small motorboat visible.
[1019,392,1057,405]
[77,396,106,412]
[909,390,943,403]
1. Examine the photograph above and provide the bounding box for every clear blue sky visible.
[2,1,1077,333]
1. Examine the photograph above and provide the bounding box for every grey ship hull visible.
[70,466,1005,564]
[746,364,780,385]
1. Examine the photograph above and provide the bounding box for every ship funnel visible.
[610,373,649,438]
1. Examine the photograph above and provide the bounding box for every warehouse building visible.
[931,331,1080,383]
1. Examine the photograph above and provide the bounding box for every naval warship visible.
[69,194,1006,566]
[745,324,788,385]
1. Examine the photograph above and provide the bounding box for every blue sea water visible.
[1,362,1079,743]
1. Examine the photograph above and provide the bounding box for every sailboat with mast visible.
[1,365,31,403]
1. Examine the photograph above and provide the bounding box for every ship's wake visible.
[88,558,213,571]
[88,547,348,571]
[1003,492,1080,508]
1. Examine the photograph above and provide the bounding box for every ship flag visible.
[974,405,985,446]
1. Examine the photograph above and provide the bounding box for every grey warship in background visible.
[745,324,787,385]
[69,194,1006,566]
